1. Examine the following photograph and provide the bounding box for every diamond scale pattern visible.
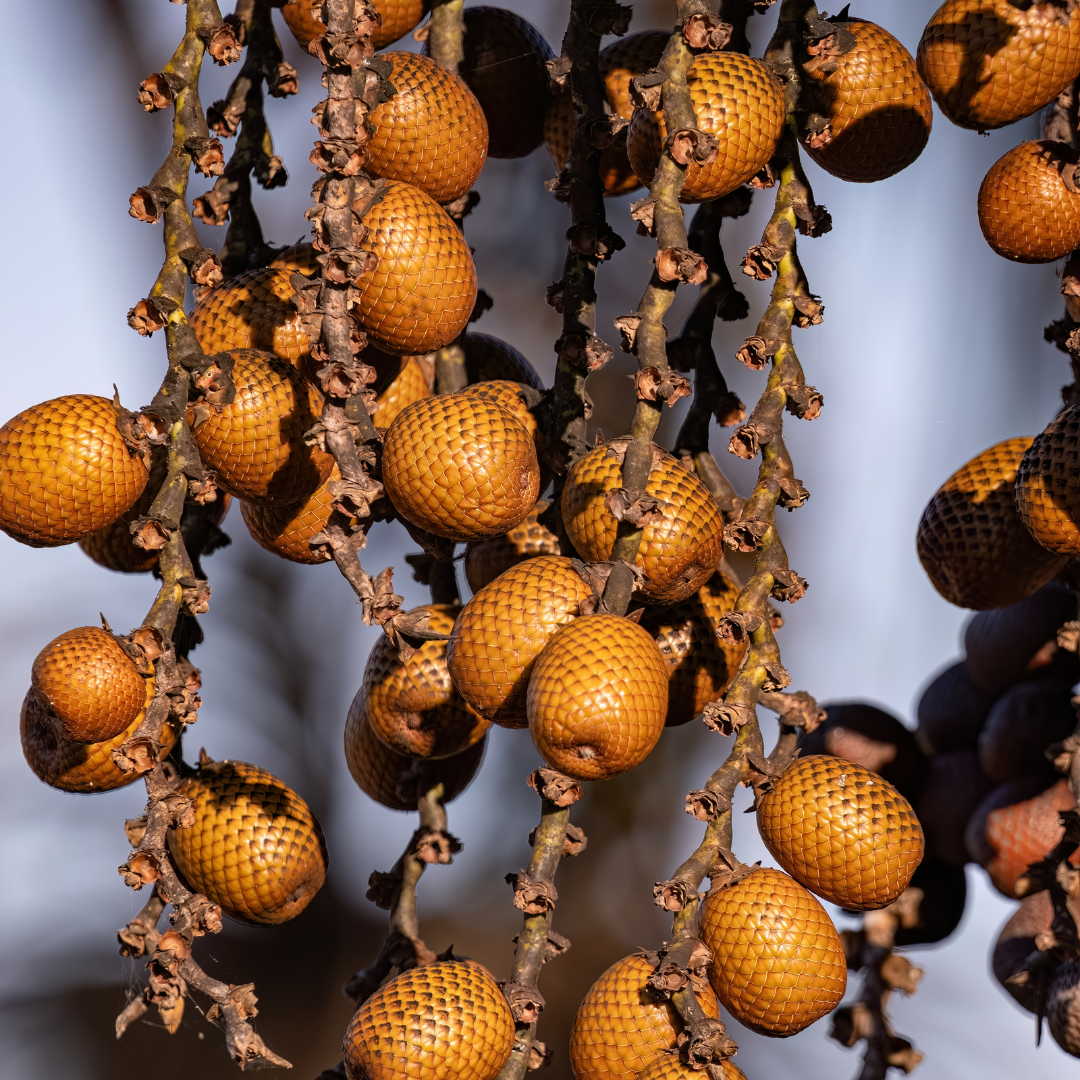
[700,866,847,1036]
[168,759,328,926]
[756,756,924,910]
[463,333,544,388]
[382,393,540,541]
[1048,962,1080,1056]
[527,615,668,782]
[464,499,561,593]
[804,18,932,183]
[352,181,477,355]
[568,952,721,1080]
[637,1058,747,1080]
[562,440,724,604]
[446,555,593,728]
[281,0,425,51]
[0,394,149,547]
[917,436,1065,609]
[917,0,1080,130]
[1016,404,1080,556]
[371,354,432,429]
[626,53,785,203]
[462,380,541,446]
[343,960,514,1080]
[241,466,341,566]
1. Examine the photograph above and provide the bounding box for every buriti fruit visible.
[544,31,668,197]
[917,0,1080,131]
[700,866,847,1036]
[626,52,784,202]
[0,394,149,547]
[31,626,146,744]
[168,758,327,926]
[756,756,924,910]
[562,440,724,604]
[917,436,1066,608]
[187,349,332,505]
[342,959,514,1080]
[357,604,489,759]
[636,1060,747,1080]
[568,952,722,1080]
[462,380,542,448]
[240,466,346,566]
[381,393,540,542]
[446,555,593,728]
[281,0,427,51]
[365,51,488,203]
[527,615,669,782]
[460,332,544,387]
[463,500,561,594]
[1016,403,1080,553]
[1046,963,1080,1057]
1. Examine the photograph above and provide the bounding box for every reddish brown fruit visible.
[700,866,847,1036]
[626,53,785,202]
[917,436,1066,609]
[20,679,174,794]
[562,440,724,604]
[527,615,668,782]
[188,349,332,505]
[1016,405,1080,554]
[803,17,932,183]
[31,627,146,744]
[344,692,485,810]
[640,571,746,726]
[568,952,722,1080]
[343,959,514,1080]
[544,31,668,198]
[168,759,327,926]
[447,555,593,728]
[978,141,1080,263]
[382,393,540,541]
[917,0,1080,131]
[0,394,149,547]
[757,756,924,910]
[352,181,477,355]
[464,500,561,594]
[367,52,488,203]
[463,333,544,388]
[281,0,427,51]
[993,890,1055,1013]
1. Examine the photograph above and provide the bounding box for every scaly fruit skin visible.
[544,31,668,198]
[447,555,593,728]
[343,960,514,1080]
[268,243,319,276]
[188,349,332,505]
[21,679,173,793]
[353,180,477,355]
[917,0,1080,130]
[281,0,427,50]
[0,395,148,547]
[527,615,668,782]
[464,499,561,593]
[756,756,924,910]
[241,466,343,565]
[978,141,1080,262]
[637,1059,747,1080]
[361,604,490,758]
[803,18,932,183]
[367,52,488,202]
[370,352,431,429]
[32,627,146,743]
[568,953,722,1080]
[626,53,784,202]
[1048,963,1080,1057]
[640,571,746,726]
[382,394,540,541]
[344,692,486,809]
[168,759,327,926]
[464,333,544,388]
[189,267,308,365]
[701,866,847,1036]
[1016,404,1080,554]
[563,440,724,604]
[462,380,541,446]
[917,436,1065,609]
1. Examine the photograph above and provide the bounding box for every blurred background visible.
[0,0,1074,1076]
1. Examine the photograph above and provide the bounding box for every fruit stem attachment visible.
[426,0,465,75]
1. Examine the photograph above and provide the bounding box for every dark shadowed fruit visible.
[281,0,427,51]
[915,749,993,866]
[463,333,544,388]
[977,681,1076,784]
[464,500,561,593]
[915,660,998,757]
[1016,404,1080,553]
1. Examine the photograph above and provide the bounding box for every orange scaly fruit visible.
[528,615,668,782]
[268,243,319,276]
[188,349,332,505]
[343,959,514,1080]
[31,626,146,744]
[917,0,1080,131]
[447,555,593,728]
[382,393,540,541]
[462,379,541,446]
[637,1059,747,1080]
[241,467,344,565]
[700,866,847,1036]
[281,0,427,51]
[369,352,432,429]
[568,952,722,1080]
[756,756,924,910]
[626,52,785,202]
[1016,404,1080,556]
[464,500,561,594]
[0,394,148,547]
[917,436,1065,609]
[168,759,327,926]
[562,440,724,604]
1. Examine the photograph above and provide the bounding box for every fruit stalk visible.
[426,0,465,75]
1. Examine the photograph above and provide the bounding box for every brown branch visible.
[426,0,465,75]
